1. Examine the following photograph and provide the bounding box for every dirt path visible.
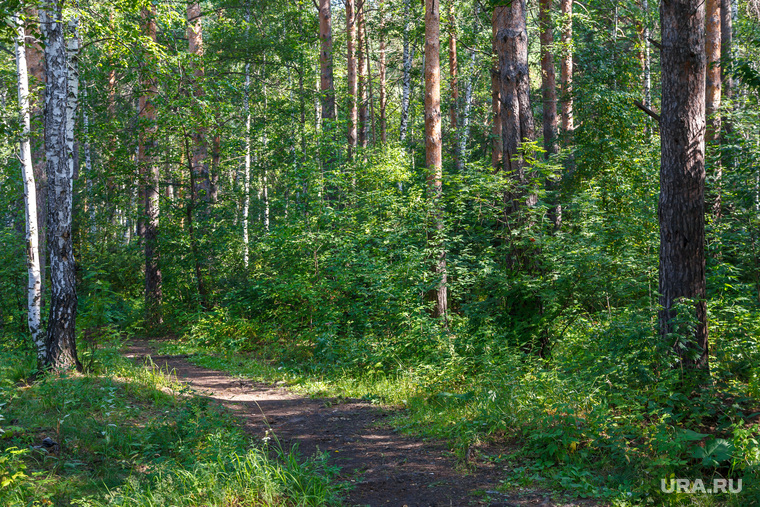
[124,340,590,507]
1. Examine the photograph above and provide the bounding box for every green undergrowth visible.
[0,333,342,507]
[157,307,760,506]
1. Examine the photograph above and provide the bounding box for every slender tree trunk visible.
[15,14,44,366]
[365,21,377,146]
[358,5,368,148]
[459,2,478,167]
[540,0,558,156]
[318,0,335,122]
[719,0,733,178]
[347,0,358,157]
[262,61,270,232]
[140,6,162,326]
[659,0,708,369]
[706,0,722,219]
[187,2,210,202]
[26,8,47,305]
[400,0,412,142]
[448,3,459,165]
[379,0,387,143]
[425,0,447,323]
[243,6,251,268]
[184,136,209,310]
[642,0,651,109]
[40,0,81,371]
[560,0,573,135]
[491,12,502,169]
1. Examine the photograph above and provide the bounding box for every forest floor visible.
[124,338,602,507]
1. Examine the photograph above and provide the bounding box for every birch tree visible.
[15,13,44,367]
[40,0,81,371]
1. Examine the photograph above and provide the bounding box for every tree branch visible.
[634,100,661,123]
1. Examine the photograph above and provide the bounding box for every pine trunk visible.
[560,0,573,135]
[188,2,210,201]
[319,0,335,121]
[400,0,412,142]
[659,0,708,369]
[425,0,447,323]
[347,0,358,156]
[379,0,387,144]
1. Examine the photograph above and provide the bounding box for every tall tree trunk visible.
[659,0,708,369]
[719,0,733,177]
[365,21,377,146]
[187,2,210,202]
[425,0,447,323]
[318,0,335,122]
[347,0,358,156]
[358,5,368,148]
[448,2,459,165]
[15,13,44,366]
[706,0,722,219]
[641,0,651,109]
[460,2,478,167]
[243,6,251,268]
[26,8,47,306]
[379,0,387,144]
[540,0,557,156]
[40,0,81,371]
[400,0,412,142]
[491,13,502,169]
[560,0,573,135]
[141,6,162,326]
[494,1,535,181]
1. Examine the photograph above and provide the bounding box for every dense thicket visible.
[3,0,760,502]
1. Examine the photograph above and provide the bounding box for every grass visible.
[154,310,760,507]
[0,334,343,507]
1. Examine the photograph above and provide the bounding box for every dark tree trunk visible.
[319,0,335,122]
[40,0,81,371]
[659,0,708,369]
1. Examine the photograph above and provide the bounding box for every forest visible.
[2,0,760,504]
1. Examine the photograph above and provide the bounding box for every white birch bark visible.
[15,13,44,364]
[243,7,251,268]
[40,0,80,370]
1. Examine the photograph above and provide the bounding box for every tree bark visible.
[243,6,251,268]
[40,0,81,371]
[400,0,412,142]
[15,13,44,367]
[448,2,459,165]
[705,0,721,136]
[187,2,210,202]
[358,5,368,148]
[560,0,573,135]
[425,0,447,323]
[365,21,377,146]
[141,6,162,326]
[379,0,387,144]
[494,1,535,181]
[347,0,358,156]
[491,12,502,170]
[319,0,335,122]
[659,0,708,369]
[540,0,558,157]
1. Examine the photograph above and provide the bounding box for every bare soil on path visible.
[124,339,598,507]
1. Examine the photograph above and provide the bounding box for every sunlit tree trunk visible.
[659,0,708,369]
[400,0,412,142]
[243,6,251,268]
[40,0,81,371]
[494,1,535,182]
[365,21,377,146]
[706,0,722,219]
[358,5,368,149]
[425,0,447,323]
[540,0,557,157]
[448,3,459,166]
[460,2,477,166]
[319,0,335,122]
[560,0,573,135]
[491,12,502,169]
[187,1,210,201]
[379,0,387,144]
[140,6,162,325]
[15,13,44,367]
[347,0,357,156]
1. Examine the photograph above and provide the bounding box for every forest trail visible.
[124,339,593,507]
